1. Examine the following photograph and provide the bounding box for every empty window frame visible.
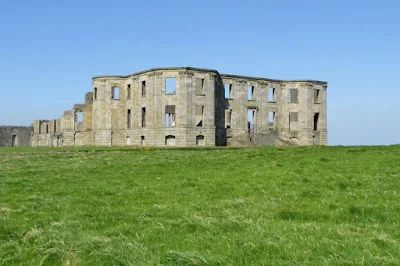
[141,81,146,96]
[225,109,232,128]
[248,85,254,100]
[165,78,176,94]
[127,84,132,99]
[195,105,204,127]
[127,109,132,129]
[268,87,275,102]
[268,111,275,128]
[141,107,146,127]
[314,89,320,103]
[196,135,205,145]
[75,112,83,131]
[224,84,232,98]
[314,112,320,130]
[112,86,120,99]
[165,105,176,127]
[289,112,299,131]
[196,78,205,94]
[94,88,97,100]
[247,109,256,132]
[289,89,298,103]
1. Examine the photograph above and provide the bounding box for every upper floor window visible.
[165,78,176,94]
[112,86,120,99]
[248,85,254,100]
[314,89,320,103]
[224,84,232,98]
[268,88,275,102]
[127,84,131,99]
[289,89,298,103]
[141,81,146,97]
[196,78,205,94]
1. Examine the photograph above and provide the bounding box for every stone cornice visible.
[92,66,328,85]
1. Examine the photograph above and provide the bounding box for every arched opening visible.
[11,135,18,147]
[141,136,145,146]
[165,135,176,146]
[126,136,131,145]
[196,135,205,146]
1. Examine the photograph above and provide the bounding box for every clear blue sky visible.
[1,0,399,145]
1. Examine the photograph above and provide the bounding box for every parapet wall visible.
[0,126,32,147]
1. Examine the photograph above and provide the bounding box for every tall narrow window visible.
[314,113,319,130]
[94,88,97,100]
[314,89,320,103]
[247,109,256,132]
[75,112,83,131]
[141,107,146,127]
[141,81,146,97]
[165,105,176,127]
[225,109,232,128]
[289,112,299,131]
[127,84,131,99]
[196,78,205,94]
[268,88,275,102]
[289,89,298,103]
[127,109,131,129]
[268,111,275,128]
[195,105,204,127]
[224,84,232,98]
[165,78,176,94]
[112,87,120,99]
[248,85,254,100]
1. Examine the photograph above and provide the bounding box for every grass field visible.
[0,145,399,265]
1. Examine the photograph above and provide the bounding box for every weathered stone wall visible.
[30,67,327,147]
[0,126,32,147]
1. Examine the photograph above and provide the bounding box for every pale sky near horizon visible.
[1,0,399,145]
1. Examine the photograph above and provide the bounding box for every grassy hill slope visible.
[0,146,399,265]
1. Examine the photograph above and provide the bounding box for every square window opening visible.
[248,85,254,100]
[165,105,176,127]
[196,78,205,94]
[268,88,275,102]
[112,87,120,99]
[289,89,298,103]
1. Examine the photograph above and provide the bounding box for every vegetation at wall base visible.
[1,145,399,265]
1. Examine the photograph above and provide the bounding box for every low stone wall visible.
[0,126,32,147]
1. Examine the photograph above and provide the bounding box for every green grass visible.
[1,145,400,265]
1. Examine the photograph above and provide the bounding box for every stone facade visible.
[0,126,32,147]
[31,67,327,147]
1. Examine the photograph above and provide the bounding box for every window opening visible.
[248,85,254,100]
[314,113,319,130]
[127,84,131,99]
[127,109,131,129]
[289,89,298,102]
[289,112,299,131]
[224,84,232,98]
[112,86,120,99]
[196,78,205,94]
[165,105,176,127]
[196,105,204,127]
[196,135,205,145]
[141,107,146,127]
[268,88,275,102]
[141,81,146,96]
[165,78,176,94]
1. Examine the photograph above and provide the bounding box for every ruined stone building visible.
[30,67,327,147]
[0,126,32,147]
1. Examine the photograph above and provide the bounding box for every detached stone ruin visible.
[28,67,327,147]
